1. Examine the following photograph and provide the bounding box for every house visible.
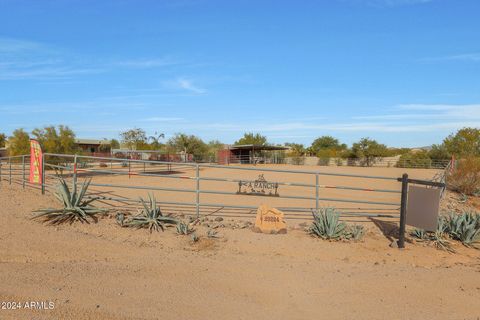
[75,139,110,154]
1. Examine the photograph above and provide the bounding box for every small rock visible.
[214,217,223,222]
[389,240,399,248]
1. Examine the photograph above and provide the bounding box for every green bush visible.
[396,151,432,168]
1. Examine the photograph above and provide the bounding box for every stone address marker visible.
[253,204,287,234]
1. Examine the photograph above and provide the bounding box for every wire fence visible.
[218,154,451,169]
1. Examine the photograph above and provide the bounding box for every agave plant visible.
[123,193,178,233]
[445,211,480,249]
[207,229,220,238]
[410,216,454,253]
[309,207,347,240]
[176,221,195,235]
[346,224,365,241]
[191,233,200,242]
[410,228,428,241]
[33,178,104,225]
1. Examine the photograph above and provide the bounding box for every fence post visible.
[22,155,26,189]
[195,164,200,218]
[315,173,319,212]
[73,154,77,192]
[0,157,2,184]
[9,157,12,185]
[398,173,409,249]
[41,153,45,195]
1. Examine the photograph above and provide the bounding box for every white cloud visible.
[114,57,180,69]
[351,0,432,7]
[164,78,207,94]
[421,53,480,63]
[0,37,42,53]
[141,117,184,122]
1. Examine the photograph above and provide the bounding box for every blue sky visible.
[0,0,479,147]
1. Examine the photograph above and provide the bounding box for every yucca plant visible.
[123,193,178,233]
[445,211,480,249]
[176,221,195,235]
[309,207,347,240]
[33,178,104,225]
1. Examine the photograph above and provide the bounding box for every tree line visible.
[1,126,479,162]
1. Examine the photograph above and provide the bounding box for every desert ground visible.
[0,163,480,320]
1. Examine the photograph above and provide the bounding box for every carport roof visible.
[229,144,288,151]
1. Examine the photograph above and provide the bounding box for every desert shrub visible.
[447,157,480,195]
[317,157,330,166]
[33,178,105,225]
[396,151,432,168]
[123,193,178,232]
[291,156,305,165]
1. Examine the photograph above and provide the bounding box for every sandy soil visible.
[0,183,479,320]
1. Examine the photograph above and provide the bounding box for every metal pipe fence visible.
[0,153,448,248]
[31,153,407,221]
[222,154,451,169]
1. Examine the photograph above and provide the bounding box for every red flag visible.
[29,139,43,184]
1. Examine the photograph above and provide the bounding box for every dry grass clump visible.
[447,157,480,196]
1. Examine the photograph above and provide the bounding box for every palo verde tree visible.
[309,136,347,157]
[285,142,306,165]
[0,133,6,148]
[31,125,77,154]
[349,137,388,166]
[234,132,268,146]
[119,128,148,150]
[167,133,208,161]
[110,139,120,149]
[7,129,30,156]
[443,127,480,157]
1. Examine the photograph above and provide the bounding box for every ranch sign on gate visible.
[237,174,279,197]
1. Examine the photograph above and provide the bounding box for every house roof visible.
[75,138,110,145]
[229,144,288,151]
